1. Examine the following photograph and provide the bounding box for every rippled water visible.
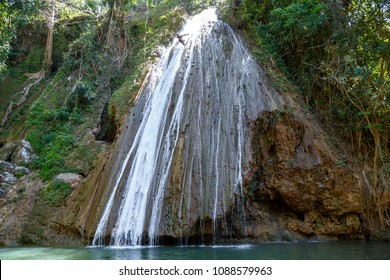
[1,241,389,260]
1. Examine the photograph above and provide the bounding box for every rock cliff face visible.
[243,111,364,240]
[72,9,367,245]
[78,9,279,246]
[0,9,381,247]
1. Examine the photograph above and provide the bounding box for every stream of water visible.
[91,8,284,247]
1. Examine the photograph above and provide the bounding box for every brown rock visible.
[246,110,364,238]
[55,173,84,189]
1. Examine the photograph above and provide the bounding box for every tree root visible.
[0,72,44,130]
[17,74,44,106]
[0,102,14,129]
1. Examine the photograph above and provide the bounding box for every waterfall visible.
[92,8,283,246]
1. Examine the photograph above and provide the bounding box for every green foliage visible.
[26,88,90,180]
[21,48,44,73]
[0,44,10,74]
[52,22,83,71]
[240,0,269,23]
[28,127,76,180]
[16,186,27,194]
[1,1,114,179]
[70,80,97,108]
[235,0,389,225]
[0,0,42,75]
[110,5,187,116]
[148,0,215,12]
[14,169,27,179]
[268,0,328,47]
[64,23,101,71]
[43,179,71,206]
[236,0,389,156]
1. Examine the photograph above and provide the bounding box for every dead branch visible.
[56,0,96,17]
[0,102,14,129]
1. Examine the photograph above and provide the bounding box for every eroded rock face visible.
[80,9,287,246]
[0,173,83,247]
[244,111,364,239]
[72,10,368,245]
[0,10,376,247]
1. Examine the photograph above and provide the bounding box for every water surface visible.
[1,241,389,260]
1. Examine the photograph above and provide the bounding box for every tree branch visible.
[56,0,96,17]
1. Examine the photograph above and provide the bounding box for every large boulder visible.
[11,140,35,166]
[55,173,84,189]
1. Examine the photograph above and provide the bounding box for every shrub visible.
[43,179,71,206]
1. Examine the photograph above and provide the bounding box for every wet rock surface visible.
[78,10,288,246]
[73,10,371,245]
[0,11,387,246]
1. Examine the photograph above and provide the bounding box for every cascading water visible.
[92,8,283,246]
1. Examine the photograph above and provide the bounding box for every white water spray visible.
[92,8,283,246]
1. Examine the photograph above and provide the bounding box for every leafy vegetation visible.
[1,0,191,182]
[43,179,71,206]
[234,0,389,228]
[0,0,42,74]
[0,0,388,219]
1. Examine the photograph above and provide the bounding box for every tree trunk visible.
[40,0,55,76]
